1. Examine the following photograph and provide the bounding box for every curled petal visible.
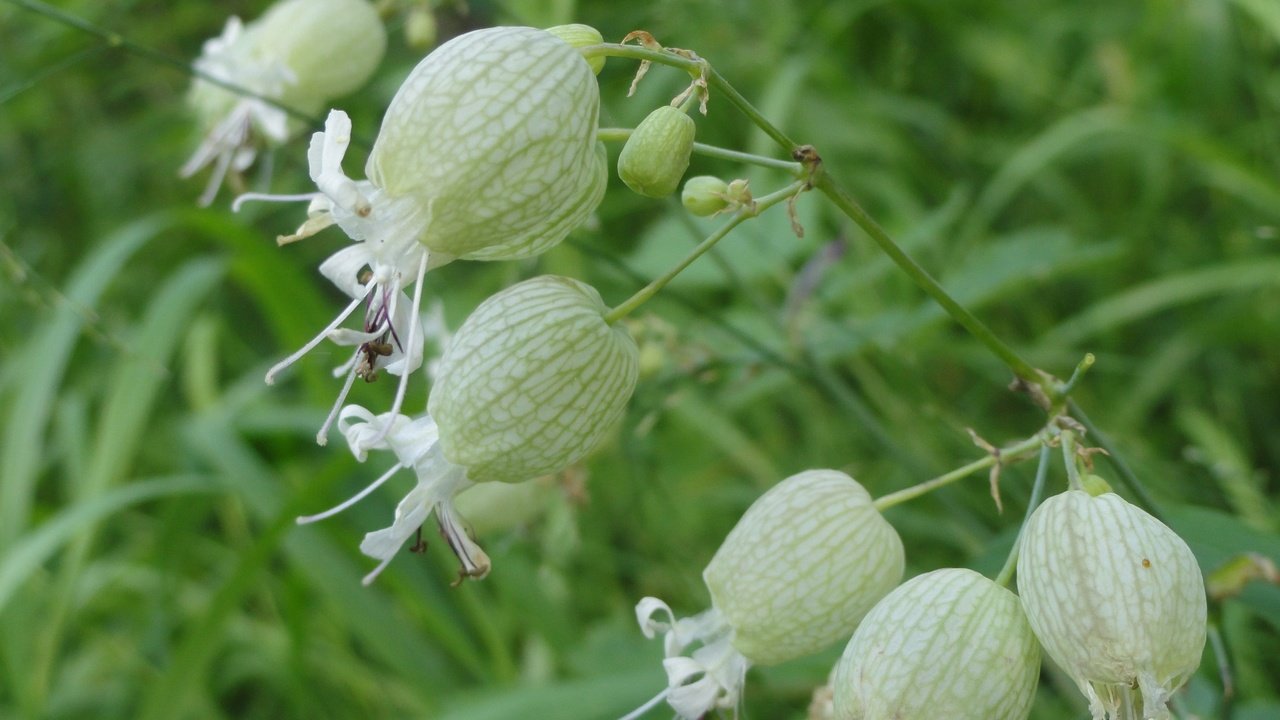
[319,244,374,298]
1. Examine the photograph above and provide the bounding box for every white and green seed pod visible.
[544,23,606,74]
[1017,490,1207,720]
[184,0,385,205]
[365,25,607,261]
[429,275,639,483]
[618,105,697,198]
[634,470,904,720]
[681,175,730,216]
[704,469,904,665]
[317,275,638,584]
[833,568,1040,720]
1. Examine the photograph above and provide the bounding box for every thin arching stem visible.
[604,180,806,325]
[596,128,804,174]
[994,443,1052,587]
[873,433,1045,512]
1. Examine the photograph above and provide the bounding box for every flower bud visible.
[681,175,730,216]
[704,470,904,665]
[1017,490,1207,720]
[633,470,904,720]
[404,6,438,49]
[618,105,696,198]
[833,568,1040,720]
[544,23,606,74]
[429,275,639,483]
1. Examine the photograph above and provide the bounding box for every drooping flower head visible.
[832,568,1041,720]
[296,276,637,584]
[182,0,385,205]
[1017,488,1207,720]
[631,470,904,720]
[247,25,609,443]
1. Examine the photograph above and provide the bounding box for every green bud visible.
[617,105,696,198]
[255,0,387,112]
[703,469,904,666]
[403,6,438,49]
[833,568,1040,720]
[429,276,639,484]
[681,175,730,216]
[544,23,605,74]
[1017,491,1207,720]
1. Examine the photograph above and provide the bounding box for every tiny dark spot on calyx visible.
[1141,558,1152,568]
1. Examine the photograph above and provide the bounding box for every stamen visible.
[316,350,361,445]
[265,289,371,385]
[618,687,671,720]
[365,252,429,449]
[232,191,323,212]
[295,461,403,524]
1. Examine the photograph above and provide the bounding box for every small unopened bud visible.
[833,568,1040,720]
[404,6,437,49]
[1017,490,1207,720]
[429,275,639,483]
[618,105,696,198]
[681,175,730,216]
[544,23,605,74]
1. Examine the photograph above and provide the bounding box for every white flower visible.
[240,26,607,444]
[182,0,385,206]
[297,405,487,586]
[296,275,637,583]
[628,470,904,720]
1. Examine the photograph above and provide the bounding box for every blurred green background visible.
[2,0,1279,717]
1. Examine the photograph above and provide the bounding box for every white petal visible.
[319,245,374,298]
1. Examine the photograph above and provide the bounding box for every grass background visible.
[2,0,1279,717]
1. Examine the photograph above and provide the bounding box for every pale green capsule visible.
[544,23,606,74]
[833,568,1040,720]
[429,276,638,484]
[617,105,696,198]
[1017,491,1207,720]
[703,469,905,666]
[367,26,607,261]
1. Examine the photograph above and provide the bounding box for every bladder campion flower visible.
[296,276,638,584]
[629,469,904,720]
[241,25,609,444]
[832,568,1041,720]
[182,0,385,206]
[1017,487,1207,720]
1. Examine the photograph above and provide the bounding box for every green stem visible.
[597,128,803,174]
[1061,430,1083,491]
[814,173,1045,390]
[873,434,1044,512]
[994,444,1052,587]
[1068,400,1165,519]
[604,180,805,324]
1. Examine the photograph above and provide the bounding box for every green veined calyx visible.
[628,469,904,720]
[1017,488,1207,720]
[182,0,386,206]
[240,25,609,451]
[833,568,1041,720]
[296,276,638,584]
